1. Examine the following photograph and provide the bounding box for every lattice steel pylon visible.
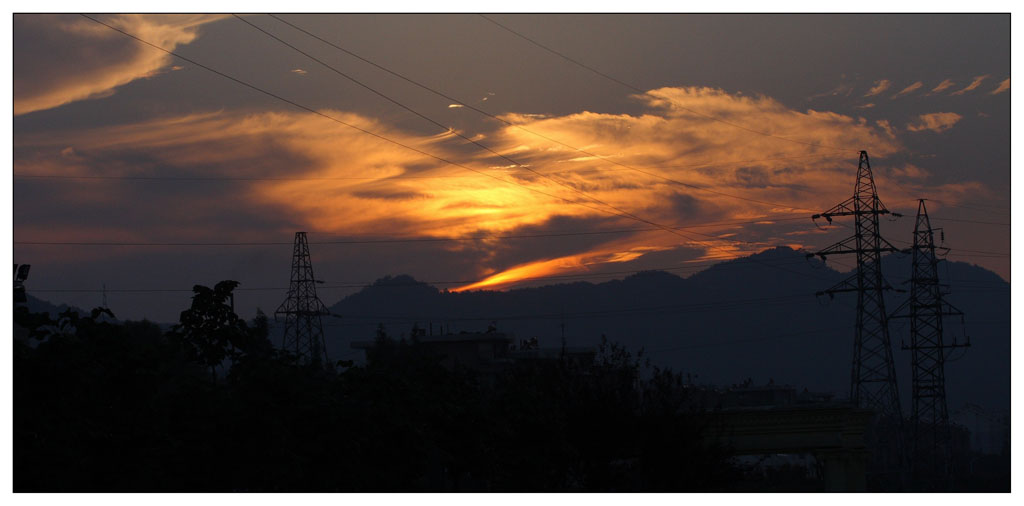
[890,199,969,485]
[276,232,331,366]
[809,151,902,419]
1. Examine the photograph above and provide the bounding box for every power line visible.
[13,216,808,247]
[264,13,846,213]
[231,14,660,229]
[944,252,1010,260]
[12,151,848,189]
[75,14,833,285]
[38,283,1013,298]
[78,12,787,277]
[75,14,644,232]
[935,203,1010,217]
[26,255,823,295]
[930,217,1010,227]
[477,14,857,154]
[328,293,817,323]
[927,198,1010,214]
[886,237,1009,257]
[229,13,827,269]
[889,198,1009,223]
[13,174,468,182]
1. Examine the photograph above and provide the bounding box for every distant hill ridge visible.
[24,246,1008,413]
[326,246,1009,413]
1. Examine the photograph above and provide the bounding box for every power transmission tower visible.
[890,199,969,486]
[810,151,902,418]
[275,232,331,366]
[809,151,906,488]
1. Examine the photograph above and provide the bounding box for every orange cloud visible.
[888,163,931,180]
[875,120,896,138]
[891,81,923,99]
[990,78,1010,95]
[951,75,990,95]
[906,112,963,133]
[18,87,985,291]
[864,79,891,97]
[930,79,956,94]
[14,14,225,115]
[452,242,676,292]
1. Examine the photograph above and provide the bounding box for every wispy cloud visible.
[889,163,931,181]
[906,112,963,133]
[930,79,956,94]
[291,68,307,75]
[990,78,1010,95]
[13,14,226,115]
[808,84,854,101]
[951,75,990,95]
[448,104,464,108]
[875,120,896,137]
[864,79,891,97]
[21,87,987,291]
[855,103,876,109]
[891,81,923,99]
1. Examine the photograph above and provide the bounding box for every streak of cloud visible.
[452,243,675,292]
[15,87,984,291]
[888,163,931,180]
[891,81,923,99]
[990,78,1010,95]
[875,120,896,138]
[930,79,956,94]
[13,14,226,115]
[808,84,854,101]
[951,75,990,95]
[864,79,891,97]
[906,112,963,133]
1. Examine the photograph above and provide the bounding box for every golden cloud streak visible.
[14,14,226,115]
[931,79,956,94]
[891,81,923,99]
[451,241,677,292]
[990,78,1010,95]
[951,75,990,96]
[15,86,985,291]
[864,79,891,97]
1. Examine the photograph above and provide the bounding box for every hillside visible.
[324,246,1009,413]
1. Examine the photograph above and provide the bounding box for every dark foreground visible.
[13,282,1008,492]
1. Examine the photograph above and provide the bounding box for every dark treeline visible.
[14,281,737,492]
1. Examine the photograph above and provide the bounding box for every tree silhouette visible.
[169,280,249,381]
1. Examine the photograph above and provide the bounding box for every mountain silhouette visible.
[323,246,1009,414]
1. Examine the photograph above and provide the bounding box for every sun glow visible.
[13,86,987,291]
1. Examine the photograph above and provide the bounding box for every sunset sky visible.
[11,13,1010,322]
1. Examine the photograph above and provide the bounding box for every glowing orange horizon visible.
[14,86,989,289]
